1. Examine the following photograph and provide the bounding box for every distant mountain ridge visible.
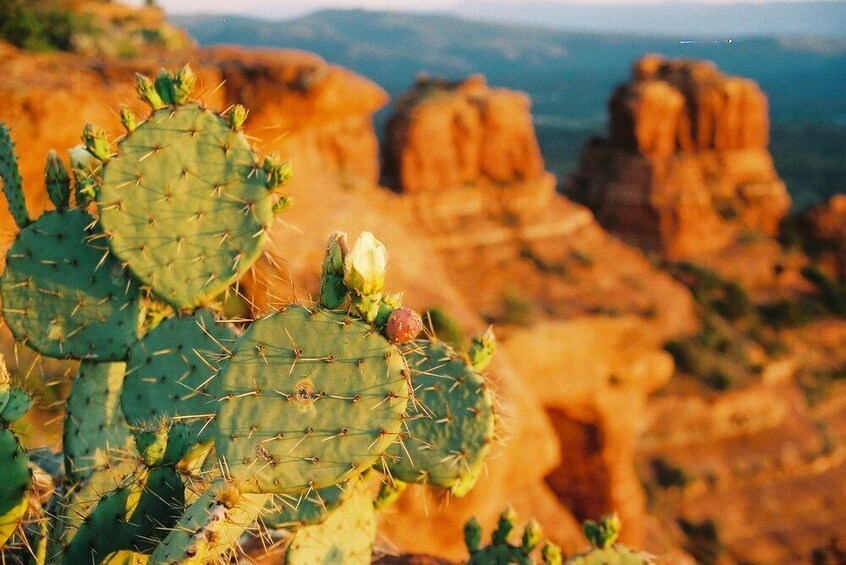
[173,8,846,209]
[454,1,846,40]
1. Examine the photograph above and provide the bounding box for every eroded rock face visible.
[382,74,545,193]
[569,55,790,260]
[382,74,697,557]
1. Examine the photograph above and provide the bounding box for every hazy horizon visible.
[131,0,846,17]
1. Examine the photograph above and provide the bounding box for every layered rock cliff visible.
[568,55,791,262]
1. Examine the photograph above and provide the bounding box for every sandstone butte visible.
[0,41,697,561]
[568,55,792,272]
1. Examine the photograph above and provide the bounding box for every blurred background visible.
[1,0,845,563]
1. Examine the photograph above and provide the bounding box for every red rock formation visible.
[383,74,697,557]
[802,194,846,278]
[383,74,545,193]
[569,55,790,260]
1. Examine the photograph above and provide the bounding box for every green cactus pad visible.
[285,478,375,565]
[64,362,135,481]
[0,123,29,229]
[50,461,138,557]
[61,467,185,564]
[0,209,143,360]
[214,305,409,494]
[385,340,495,495]
[121,310,235,444]
[567,546,656,565]
[264,479,354,530]
[0,387,33,424]
[98,103,274,309]
[148,479,268,565]
[0,429,30,548]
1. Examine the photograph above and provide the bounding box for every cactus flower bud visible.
[81,123,112,161]
[584,513,621,548]
[464,516,483,553]
[119,104,138,133]
[344,232,388,297]
[386,307,423,344]
[135,72,165,109]
[262,154,293,190]
[45,150,70,209]
[492,506,519,544]
[228,104,249,130]
[272,195,292,214]
[468,326,496,371]
[171,64,196,105]
[521,519,543,553]
[323,231,349,277]
[541,542,563,565]
[155,69,175,105]
[319,231,350,309]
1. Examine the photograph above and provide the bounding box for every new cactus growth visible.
[567,515,655,565]
[464,508,562,565]
[319,231,349,310]
[385,339,496,496]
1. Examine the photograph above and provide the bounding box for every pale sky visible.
[131,0,817,16]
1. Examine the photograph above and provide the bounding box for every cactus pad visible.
[61,467,186,564]
[264,480,354,530]
[0,387,33,424]
[121,310,235,444]
[386,340,495,495]
[284,478,375,565]
[149,479,268,565]
[1,209,142,360]
[214,305,409,494]
[64,361,134,481]
[0,428,31,548]
[0,123,29,229]
[97,103,274,308]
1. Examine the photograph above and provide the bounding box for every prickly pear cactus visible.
[284,478,375,565]
[0,208,143,360]
[64,361,134,481]
[0,359,34,549]
[97,67,279,309]
[0,123,29,229]
[121,309,235,445]
[386,339,496,495]
[149,478,268,565]
[264,479,354,530]
[214,305,409,494]
[567,514,655,565]
[464,508,560,565]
